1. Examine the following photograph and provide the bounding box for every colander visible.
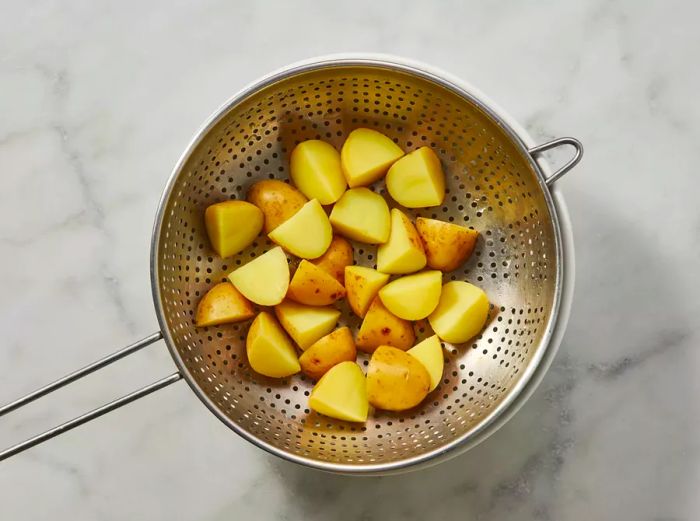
[0,55,582,474]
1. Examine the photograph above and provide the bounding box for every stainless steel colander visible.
[0,56,582,474]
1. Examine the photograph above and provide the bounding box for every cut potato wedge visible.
[287,260,346,306]
[376,209,426,274]
[274,300,340,350]
[367,345,430,411]
[356,297,415,353]
[290,140,347,204]
[428,281,489,343]
[246,311,300,378]
[299,327,357,380]
[204,200,263,258]
[311,235,353,284]
[228,246,289,306]
[308,361,368,422]
[386,147,445,208]
[268,199,332,259]
[340,128,404,187]
[407,335,443,392]
[344,266,390,318]
[416,217,479,272]
[378,270,442,320]
[329,188,391,244]
[195,282,255,327]
[246,179,307,234]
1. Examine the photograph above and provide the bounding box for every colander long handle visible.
[0,332,182,462]
[529,137,583,186]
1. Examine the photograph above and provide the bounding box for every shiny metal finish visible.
[529,137,583,186]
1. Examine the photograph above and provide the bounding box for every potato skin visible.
[287,260,346,306]
[416,217,479,272]
[311,235,353,284]
[247,180,308,234]
[367,345,430,411]
[356,297,415,353]
[344,266,390,318]
[195,282,255,327]
[299,327,357,380]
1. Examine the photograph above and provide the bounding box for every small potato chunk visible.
[311,235,353,284]
[416,217,479,272]
[287,260,346,306]
[299,327,357,380]
[290,140,347,204]
[204,201,263,258]
[195,282,255,327]
[386,147,445,208]
[356,297,415,353]
[228,246,289,306]
[367,346,430,411]
[340,128,404,187]
[376,209,426,274]
[246,311,300,378]
[344,266,390,318]
[378,270,442,320]
[308,361,368,422]
[274,300,340,350]
[329,188,390,244]
[247,180,308,234]
[268,199,332,259]
[428,281,489,343]
[407,335,443,392]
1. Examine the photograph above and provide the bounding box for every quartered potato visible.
[308,361,368,422]
[274,300,340,350]
[344,266,390,318]
[195,282,255,327]
[378,270,442,320]
[311,235,353,284]
[287,260,346,306]
[407,335,444,392]
[228,246,289,306]
[329,188,391,244]
[340,128,404,187]
[290,139,347,204]
[366,345,430,411]
[376,208,426,274]
[386,147,445,208]
[247,179,308,234]
[268,199,332,259]
[428,281,489,343]
[299,327,357,380]
[204,200,263,258]
[246,311,300,378]
[416,217,479,272]
[356,297,415,353]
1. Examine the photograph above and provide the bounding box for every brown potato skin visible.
[287,260,346,306]
[416,217,479,272]
[247,180,308,234]
[367,345,430,411]
[311,235,353,284]
[299,327,357,380]
[356,297,415,353]
[195,282,255,327]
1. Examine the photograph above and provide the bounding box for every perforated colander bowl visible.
[0,56,581,474]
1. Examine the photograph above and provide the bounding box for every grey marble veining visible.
[1,1,699,519]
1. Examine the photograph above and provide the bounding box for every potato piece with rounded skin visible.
[344,266,390,318]
[416,217,479,272]
[308,361,368,422]
[356,297,415,353]
[228,246,289,306]
[377,209,426,274]
[340,128,405,187]
[311,235,353,284]
[247,180,308,234]
[274,300,340,350]
[378,270,442,320]
[287,260,346,306]
[300,327,357,380]
[367,346,430,411]
[386,147,445,208]
[268,199,332,259]
[195,282,255,327]
[329,188,390,244]
[429,281,489,343]
[407,335,443,392]
[205,201,263,258]
[290,140,347,204]
[246,312,300,378]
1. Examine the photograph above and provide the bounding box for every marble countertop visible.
[1,1,699,519]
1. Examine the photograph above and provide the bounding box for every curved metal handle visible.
[0,332,182,462]
[529,137,583,186]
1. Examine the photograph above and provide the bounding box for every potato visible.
[247,179,308,234]
[228,246,289,306]
[378,270,442,320]
[340,128,404,187]
[290,140,347,204]
[204,200,263,258]
[246,311,300,378]
[428,281,489,343]
[344,266,390,318]
[407,335,443,391]
[386,147,445,208]
[268,199,332,259]
[376,209,426,274]
[366,345,430,411]
[287,260,346,306]
[311,235,353,284]
[308,361,368,422]
[329,188,390,244]
[356,297,415,353]
[416,217,479,272]
[195,282,255,327]
[274,300,340,350]
[299,327,357,380]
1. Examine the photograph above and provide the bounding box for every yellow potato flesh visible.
[308,361,368,422]
[246,312,300,378]
[344,266,390,318]
[416,217,479,272]
[376,209,426,274]
[195,282,255,327]
[386,147,445,208]
[286,260,346,306]
[428,281,490,343]
[228,246,289,306]
[311,235,353,284]
[204,200,263,258]
[329,188,390,244]
[299,327,357,380]
[407,335,443,391]
[378,270,442,320]
[268,199,332,259]
[366,346,430,411]
[340,128,404,187]
[246,179,308,234]
[290,140,347,204]
[274,300,340,350]
[356,297,415,353]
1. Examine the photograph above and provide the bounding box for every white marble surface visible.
[1,1,699,519]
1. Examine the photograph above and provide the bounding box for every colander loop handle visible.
[528,137,583,186]
[0,332,182,462]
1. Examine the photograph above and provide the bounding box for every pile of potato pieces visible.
[197,128,489,423]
